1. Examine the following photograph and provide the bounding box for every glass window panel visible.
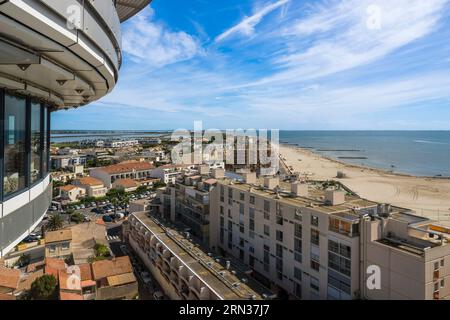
[4,94,27,196]
[30,102,42,183]
[42,106,49,174]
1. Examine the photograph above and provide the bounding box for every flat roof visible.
[132,212,270,300]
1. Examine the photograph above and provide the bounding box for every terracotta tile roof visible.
[45,229,72,243]
[91,256,133,280]
[59,271,79,291]
[75,177,104,187]
[0,293,16,300]
[0,267,21,290]
[45,258,67,271]
[106,272,136,287]
[78,264,93,282]
[59,185,78,192]
[114,178,138,188]
[100,161,154,174]
[60,291,83,300]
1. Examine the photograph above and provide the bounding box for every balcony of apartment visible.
[329,213,360,238]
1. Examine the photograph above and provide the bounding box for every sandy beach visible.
[279,144,450,224]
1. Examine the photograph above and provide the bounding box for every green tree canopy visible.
[30,275,58,300]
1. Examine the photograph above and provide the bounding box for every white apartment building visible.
[151,169,450,300]
[123,212,270,300]
[207,173,450,300]
[150,164,197,184]
[105,140,139,148]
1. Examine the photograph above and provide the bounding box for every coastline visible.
[280,143,450,180]
[278,143,450,225]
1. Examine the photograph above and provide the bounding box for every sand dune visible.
[279,144,450,225]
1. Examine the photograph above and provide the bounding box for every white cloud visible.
[215,0,290,42]
[122,7,202,67]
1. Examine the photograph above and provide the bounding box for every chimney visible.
[291,182,308,197]
[242,172,256,184]
[264,177,279,189]
[199,165,209,175]
[325,190,346,206]
[211,168,225,179]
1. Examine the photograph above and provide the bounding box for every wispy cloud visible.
[58,0,450,130]
[215,0,290,42]
[122,7,203,67]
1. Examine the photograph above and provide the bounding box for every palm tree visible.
[46,215,64,231]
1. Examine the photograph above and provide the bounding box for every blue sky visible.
[53,0,450,130]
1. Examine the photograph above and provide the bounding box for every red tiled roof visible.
[45,258,67,271]
[60,291,83,300]
[114,178,138,188]
[100,161,154,174]
[91,256,133,280]
[75,177,104,187]
[0,267,21,290]
[0,293,16,300]
[59,185,78,192]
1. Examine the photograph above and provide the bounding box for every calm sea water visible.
[279,131,450,177]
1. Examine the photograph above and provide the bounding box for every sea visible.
[279,131,450,177]
[51,130,450,178]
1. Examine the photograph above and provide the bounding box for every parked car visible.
[80,204,85,209]
[83,215,91,222]
[49,205,57,211]
[102,215,113,223]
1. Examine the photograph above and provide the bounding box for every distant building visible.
[150,164,197,184]
[105,140,139,148]
[90,161,154,188]
[59,185,86,203]
[112,178,139,193]
[73,177,108,198]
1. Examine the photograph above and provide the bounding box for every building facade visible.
[151,169,450,300]
[0,0,150,258]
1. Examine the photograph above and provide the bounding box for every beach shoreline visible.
[278,143,450,225]
[280,143,450,180]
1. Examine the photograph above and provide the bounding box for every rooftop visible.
[91,256,134,280]
[98,161,154,174]
[114,178,139,188]
[218,177,377,215]
[0,267,21,290]
[45,229,73,244]
[75,177,104,187]
[131,212,271,300]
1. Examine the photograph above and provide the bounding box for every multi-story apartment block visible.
[123,211,271,300]
[207,171,450,300]
[149,169,450,300]
[150,164,197,184]
[0,0,151,258]
[154,174,217,246]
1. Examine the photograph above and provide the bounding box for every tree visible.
[46,215,64,231]
[30,275,58,300]
[17,254,31,267]
[94,243,110,258]
[70,212,84,224]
